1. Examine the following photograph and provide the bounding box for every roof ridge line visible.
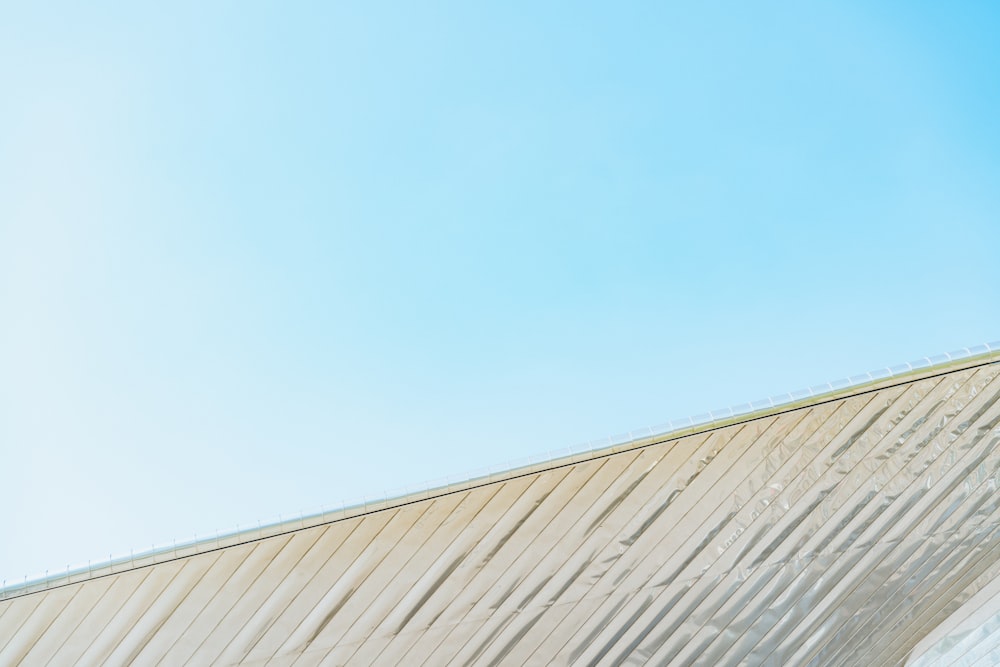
[3,341,998,601]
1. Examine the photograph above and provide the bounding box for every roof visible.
[2,346,999,665]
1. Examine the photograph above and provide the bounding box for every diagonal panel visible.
[1,357,998,666]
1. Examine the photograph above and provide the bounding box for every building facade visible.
[2,351,999,665]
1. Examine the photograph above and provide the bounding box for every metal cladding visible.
[2,360,1000,666]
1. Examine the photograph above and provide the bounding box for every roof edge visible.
[4,341,998,601]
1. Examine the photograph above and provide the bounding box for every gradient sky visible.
[2,2,999,582]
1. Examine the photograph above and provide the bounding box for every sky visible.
[1,2,999,583]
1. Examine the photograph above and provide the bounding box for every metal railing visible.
[3,341,997,600]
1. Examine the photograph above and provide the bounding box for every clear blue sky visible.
[2,2,998,581]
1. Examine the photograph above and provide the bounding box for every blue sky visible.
[2,2,998,581]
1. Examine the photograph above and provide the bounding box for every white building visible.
[2,347,999,665]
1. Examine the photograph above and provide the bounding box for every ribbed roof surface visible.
[2,360,999,665]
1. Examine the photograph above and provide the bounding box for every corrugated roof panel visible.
[1,358,999,665]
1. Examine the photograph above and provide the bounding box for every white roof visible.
[2,353,999,665]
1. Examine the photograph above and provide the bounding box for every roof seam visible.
[3,344,998,601]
